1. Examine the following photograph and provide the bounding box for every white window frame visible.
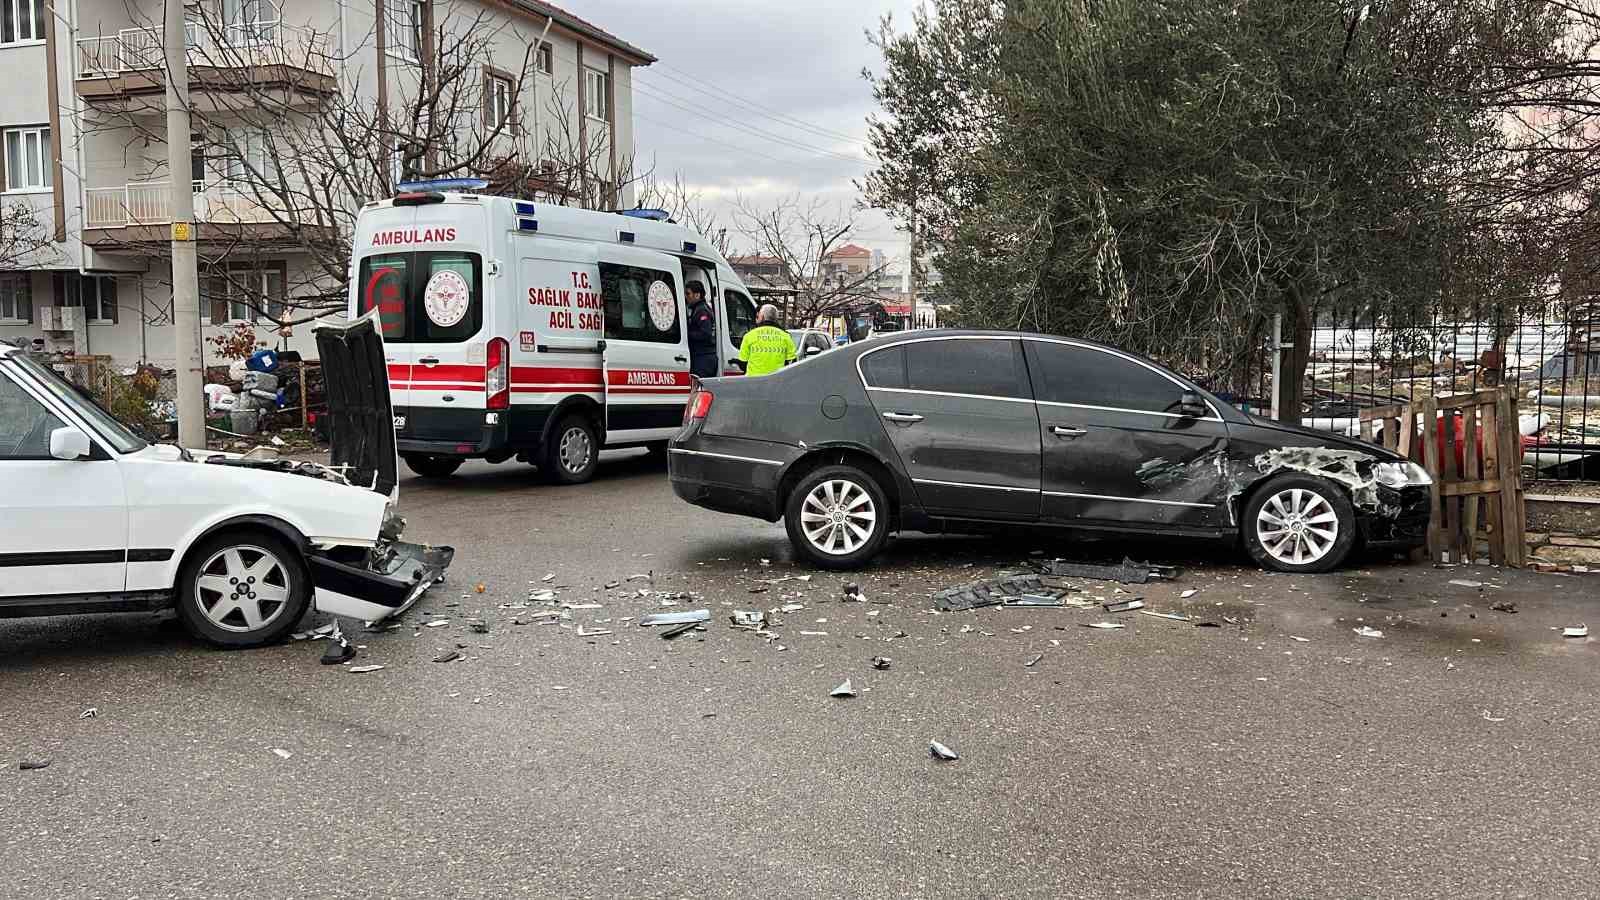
[583,67,609,122]
[82,276,117,324]
[3,125,51,193]
[205,267,283,324]
[487,71,513,129]
[0,0,47,45]
[536,41,553,76]
[385,0,422,63]
[222,128,274,189]
[0,272,30,323]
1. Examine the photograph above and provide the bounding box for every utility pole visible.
[166,0,204,447]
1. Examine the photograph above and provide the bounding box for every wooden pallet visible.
[1359,387,1525,567]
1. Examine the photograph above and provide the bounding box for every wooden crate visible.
[1360,387,1525,567]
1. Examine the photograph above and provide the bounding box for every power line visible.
[632,108,860,179]
[651,61,867,145]
[633,82,868,166]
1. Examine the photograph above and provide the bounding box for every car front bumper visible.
[308,541,456,623]
[1360,485,1432,548]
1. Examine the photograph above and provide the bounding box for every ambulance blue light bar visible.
[619,208,671,221]
[517,217,538,232]
[395,178,489,193]
[514,201,536,216]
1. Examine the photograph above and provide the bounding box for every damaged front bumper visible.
[308,540,456,623]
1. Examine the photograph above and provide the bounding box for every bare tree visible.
[0,202,56,269]
[79,2,645,330]
[730,194,890,328]
[632,170,732,257]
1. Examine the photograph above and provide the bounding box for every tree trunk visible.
[1277,286,1313,425]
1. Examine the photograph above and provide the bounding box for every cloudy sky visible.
[573,0,921,266]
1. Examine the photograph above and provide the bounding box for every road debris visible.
[563,602,602,610]
[1180,589,1199,599]
[1489,600,1518,614]
[347,664,386,673]
[1564,624,1589,638]
[1353,626,1384,638]
[320,625,355,665]
[79,708,98,719]
[660,622,704,639]
[1449,579,1484,588]
[468,620,490,634]
[638,609,711,627]
[424,620,450,628]
[271,748,293,760]
[1083,622,1125,630]
[1138,610,1189,622]
[781,603,805,613]
[929,740,960,761]
[1481,709,1507,723]
[541,573,556,582]
[1103,597,1145,613]
[19,759,50,771]
[1289,635,1311,643]
[529,590,558,602]
[576,626,613,637]
[433,649,463,663]
[1036,557,1179,584]
[842,583,865,602]
[1024,653,1044,668]
[474,583,486,593]
[933,575,1063,611]
[730,610,768,628]
[799,630,829,636]
[871,656,892,670]
[830,679,856,698]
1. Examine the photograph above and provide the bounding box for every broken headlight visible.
[1374,460,1432,488]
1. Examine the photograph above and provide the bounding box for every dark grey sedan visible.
[668,330,1432,572]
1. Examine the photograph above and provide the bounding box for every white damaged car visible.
[0,316,453,647]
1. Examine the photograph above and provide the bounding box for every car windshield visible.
[787,329,805,344]
[8,353,148,454]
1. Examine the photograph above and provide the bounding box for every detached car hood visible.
[315,312,398,497]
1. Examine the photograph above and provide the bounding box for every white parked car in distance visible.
[0,316,453,647]
[787,329,835,360]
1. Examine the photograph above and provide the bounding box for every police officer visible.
[685,282,718,379]
[735,304,798,376]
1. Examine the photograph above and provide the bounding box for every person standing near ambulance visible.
[735,304,798,376]
[685,282,718,380]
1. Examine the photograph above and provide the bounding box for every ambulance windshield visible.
[357,251,483,343]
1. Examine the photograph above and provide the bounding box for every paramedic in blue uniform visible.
[686,281,718,379]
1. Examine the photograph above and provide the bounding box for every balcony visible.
[75,21,335,109]
[82,180,316,247]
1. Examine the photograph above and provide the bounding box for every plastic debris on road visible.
[638,609,712,627]
[871,656,892,670]
[660,622,704,639]
[929,740,960,761]
[19,759,51,771]
[347,665,385,673]
[934,575,1063,611]
[842,583,865,602]
[271,748,293,760]
[1564,624,1589,638]
[1353,626,1384,638]
[424,620,450,628]
[1449,579,1484,588]
[830,679,856,698]
[1138,610,1188,622]
[1180,589,1199,599]
[1083,622,1125,630]
[1481,709,1507,722]
[1289,635,1311,643]
[1103,598,1144,612]
[1490,600,1518,613]
[1036,557,1179,584]
[79,708,98,719]
[730,610,767,628]
[541,573,556,582]
[434,650,462,663]
[1024,653,1044,668]
[576,626,612,637]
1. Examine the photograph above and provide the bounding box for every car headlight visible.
[1374,460,1432,488]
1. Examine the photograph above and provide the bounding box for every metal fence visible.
[1197,300,1600,483]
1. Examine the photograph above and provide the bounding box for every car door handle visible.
[1051,425,1087,437]
[674,355,688,362]
[882,412,924,423]
[418,356,441,366]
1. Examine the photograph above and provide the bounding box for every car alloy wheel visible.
[194,544,294,633]
[558,424,594,475]
[1255,487,1340,566]
[800,478,878,555]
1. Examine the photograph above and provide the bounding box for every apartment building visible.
[0,0,651,366]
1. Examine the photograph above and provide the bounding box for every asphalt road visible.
[6,450,1600,899]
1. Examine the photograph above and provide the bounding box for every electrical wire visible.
[633,82,867,165]
[650,61,867,145]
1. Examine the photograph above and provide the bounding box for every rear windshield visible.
[357,251,483,343]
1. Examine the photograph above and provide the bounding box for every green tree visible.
[865,0,1573,421]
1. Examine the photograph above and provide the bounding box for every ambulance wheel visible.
[403,453,463,479]
[543,415,599,485]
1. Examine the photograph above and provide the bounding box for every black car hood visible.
[315,313,398,496]
[1244,414,1402,461]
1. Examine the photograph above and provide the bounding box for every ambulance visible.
[348,179,760,484]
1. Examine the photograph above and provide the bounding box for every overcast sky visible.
[574,0,921,266]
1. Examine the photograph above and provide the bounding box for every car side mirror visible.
[49,426,92,460]
[805,345,823,358]
[1179,390,1207,419]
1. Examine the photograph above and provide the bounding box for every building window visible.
[222,0,278,44]
[52,273,118,324]
[223,129,273,187]
[206,266,285,323]
[536,41,552,75]
[584,68,608,120]
[3,126,50,192]
[0,272,30,322]
[385,0,422,62]
[486,71,513,129]
[0,0,46,44]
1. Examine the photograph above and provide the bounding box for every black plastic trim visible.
[0,549,124,567]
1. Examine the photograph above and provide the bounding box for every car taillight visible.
[486,337,509,410]
[686,388,714,423]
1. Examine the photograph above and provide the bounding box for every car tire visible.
[1242,474,1358,573]
[403,453,463,479]
[542,414,600,485]
[785,464,890,570]
[175,529,311,648]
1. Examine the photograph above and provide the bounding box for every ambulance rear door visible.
[598,246,691,444]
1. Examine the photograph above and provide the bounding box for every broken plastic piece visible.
[842,583,864,602]
[79,707,98,719]
[1564,624,1588,638]
[929,740,960,761]
[19,759,51,771]
[271,748,293,760]
[1007,594,1067,607]
[1353,626,1384,638]
[320,638,356,665]
[1481,709,1507,722]
[347,664,385,673]
[830,679,856,698]
[1289,635,1311,643]
[468,620,490,634]
[1103,598,1144,613]
[730,610,767,628]
[424,620,449,628]
[1449,579,1484,588]
[433,650,462,663]
[1489,600,1518,614]
[1038,557,1178,584]
[1024,653,1043,668]
[660,621,702,639]
[638,609,712,627]
[933,574,1056,611]
[780,603,805,613]
[1083,622,1125,630]
[1138,610,1188,622]
[1180,589,1198,599]
[576,626,612,637]
[871,656,892,670]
